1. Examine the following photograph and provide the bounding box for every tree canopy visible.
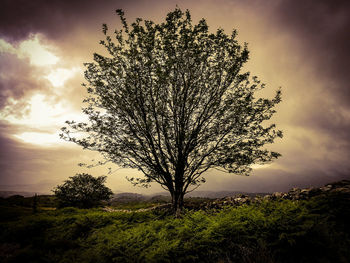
[61,8,282,214]
[53,173,113,208]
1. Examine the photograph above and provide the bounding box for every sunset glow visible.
[3,93,85,146]
[14,131,63,146]
[46,67,81,87]
[18,35,59,66]
[5,94,64,127]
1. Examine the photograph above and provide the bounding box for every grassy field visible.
[1,192,350,263]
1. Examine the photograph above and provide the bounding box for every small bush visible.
[53,173,113,208]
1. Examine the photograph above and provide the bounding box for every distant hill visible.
[108,190,272,203]
[111,192,148,203]
[110,191,243,202]
[0,191,46,198]
[0,190,270,200]
[152,190,270,199]
[185,190,270,198]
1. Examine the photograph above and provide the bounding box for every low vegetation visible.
[1,183,350,263]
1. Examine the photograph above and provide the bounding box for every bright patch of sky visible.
[0,35,84,146]
[0,39,16,53]
[0,35,81,87]
[18,35,59,66]
[250,163,272,169]
[5,94,65,127]
[46,67,81,87]
[5,94,86,146]
[14,131,63,146]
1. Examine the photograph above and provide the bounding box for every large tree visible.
[61,8,282,215]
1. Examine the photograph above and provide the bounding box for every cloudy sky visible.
[0,0,349,194]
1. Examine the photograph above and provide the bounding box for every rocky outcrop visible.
[200,180,350,210]
[103,180,350,212]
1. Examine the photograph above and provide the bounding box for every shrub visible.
[53,173,113,208]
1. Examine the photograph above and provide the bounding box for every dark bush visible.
[53,173,113,208]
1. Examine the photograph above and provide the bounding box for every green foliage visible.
[53,173,113,208]
[0,205,33,222]
[0,194,58,208]
[1,193,350,263]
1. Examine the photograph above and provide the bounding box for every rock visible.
[282,193,289,199]
[308,188,322,197]
[320,185,333,192]
[331,187,350,194]
[289,187,300,194]
[329,180,350,187]
[273,192,283,198]
[199,180,350,211]
[263,195,271,200]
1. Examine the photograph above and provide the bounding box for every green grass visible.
[1,193,349,263]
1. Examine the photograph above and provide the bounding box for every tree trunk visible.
[172,189,184,218]
[172,158,185,217]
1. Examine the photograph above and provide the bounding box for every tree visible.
[53,173,113,208]
[61,8,282,215]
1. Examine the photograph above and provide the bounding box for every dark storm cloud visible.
[0,0,131,42]
[301,102,350,142]
[200,166,349,193]
[1,0,349,193]
[272,0,350,104]
[260,0,350,181]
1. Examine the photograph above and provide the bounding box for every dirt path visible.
[102,203,171,213]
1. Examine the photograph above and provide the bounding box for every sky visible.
[0,0,349,194]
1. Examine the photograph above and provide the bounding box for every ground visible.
[0,182,350,263]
